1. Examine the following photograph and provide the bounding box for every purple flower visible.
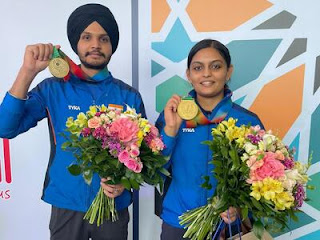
[81,128,91,137]
[294,184,305,209]
[247,134,262,144]
[283,158,295,169]
[92,126,107,140]
[107,141,122,157]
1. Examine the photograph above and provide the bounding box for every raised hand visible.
[9,43,60,99]
[164,94,183,137]
[21,43,56,77]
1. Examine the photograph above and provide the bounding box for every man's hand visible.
[100,178,125,199]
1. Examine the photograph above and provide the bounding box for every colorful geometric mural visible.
[141,0,320,239]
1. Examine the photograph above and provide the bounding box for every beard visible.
[79,52,111,70]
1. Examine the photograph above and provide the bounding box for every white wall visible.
[0,1,133,239]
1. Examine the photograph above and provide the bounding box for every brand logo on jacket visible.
[68,105,81,111]
[182,128,195,133]
[0,139,11,200]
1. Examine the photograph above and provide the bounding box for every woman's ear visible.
[186,69,193,86]
[226,64,234,82]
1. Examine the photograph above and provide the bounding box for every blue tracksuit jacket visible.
[156,89,264,228]
[0,72,145,212]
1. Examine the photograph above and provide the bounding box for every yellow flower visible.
[260,178,283,201]
[139,119,150,134]
[217,122,226,133]
[88,106,97,117]
[225,126,244,142]
[225,118,237,128]
[100,104,107,112]
[250,181,263,200]
[236,136,245,147]
[66,117,74,128]
[137,130,144,146]
[274,192,294,210]
[212,128,223,136]
[76,112,88,127]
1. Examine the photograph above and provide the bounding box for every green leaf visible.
[121,177,131,190]
[94,153,107,164]
[61,141,72,150]
[201,140,212,146]
[83,169,93,185]
[221,146,228,158]
[130,178,140,190]
[159,168,170,177]
[251,197,264,211]
[241,207,249,220]
[253,219,264,239]
[68,164,82,176]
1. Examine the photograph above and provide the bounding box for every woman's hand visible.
[100,178,125,199]
[220,206,238,224]
[164,94,183,137]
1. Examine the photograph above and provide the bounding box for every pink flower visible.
[118,150,130,163]
[88,116,101,129]
[150,125,159,137]
[247,155,264,171]
[149,137,165,153]
[124,158,143,173]
[250,152,285,181]
[275,150,285,161]
[109,118,139,143]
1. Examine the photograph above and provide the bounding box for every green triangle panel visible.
[227,39,282,91]
[272,211,316,237]
[152,60,165,77]
[309,104,320,164]
[156,75,193,113]
[152,19,196,62]
[307,172,320,211]
[234,96,246,106]
[289,133,300,160]
[296,230,320,240]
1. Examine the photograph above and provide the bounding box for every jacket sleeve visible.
[135,92,147,119]
[0,89,47,139]
[155,111,177,158]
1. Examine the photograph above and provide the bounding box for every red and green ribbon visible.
[52,47,109,82]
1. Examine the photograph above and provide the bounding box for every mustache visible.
[85,51,105,57]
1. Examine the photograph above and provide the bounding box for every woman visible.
[157,39,264,239]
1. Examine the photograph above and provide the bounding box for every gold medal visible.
[49,57,70,78]
[177,98,198,120]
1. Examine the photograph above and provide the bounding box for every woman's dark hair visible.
[187,39,231,69]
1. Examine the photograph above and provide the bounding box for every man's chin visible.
[80,60,109,70]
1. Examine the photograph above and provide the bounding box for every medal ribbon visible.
[52,47,109,81]
[185,91,233,128]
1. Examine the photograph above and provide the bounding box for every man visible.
[0,3,145,240]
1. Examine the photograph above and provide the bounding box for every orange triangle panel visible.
[250,65,305,138]
[187,0,273,32]
[152,0,171,33]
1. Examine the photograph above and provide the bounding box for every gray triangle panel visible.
[254,11,296,30]
[314,56,320,94]
[277,38,307,67]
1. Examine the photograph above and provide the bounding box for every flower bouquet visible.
[62,104,169,226]
[179,118,311,240]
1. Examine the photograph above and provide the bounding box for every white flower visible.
[282,174,297,192]
[263,134,276,151]
[285,169,308,185]
[243,142,258,155]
